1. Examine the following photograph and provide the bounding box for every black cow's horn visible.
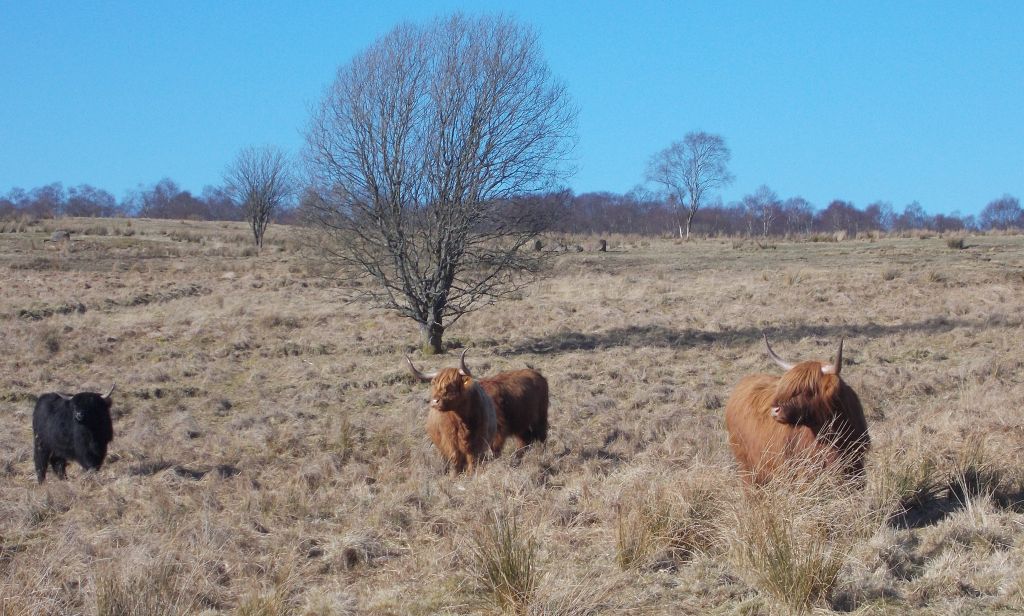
[764,333,795,371]
[102,383,115,400]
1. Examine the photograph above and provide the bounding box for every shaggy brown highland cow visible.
[724,334,870,484]
[407,352,497,473]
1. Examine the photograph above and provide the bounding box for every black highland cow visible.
[32,384,115,482]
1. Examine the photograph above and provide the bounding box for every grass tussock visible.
[95,561,200,616]
[882,267,900,280]
[867,448,947,525]
[472,505,540,614]
[616,481,722,571]
[949,433,1004,504]
[728,464,868,614]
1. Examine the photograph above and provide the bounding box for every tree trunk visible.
[685,211,695,240]
[420,319,445,355]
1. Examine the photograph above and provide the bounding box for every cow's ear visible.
[461,375,473,388]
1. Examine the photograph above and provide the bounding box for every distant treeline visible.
[1,179,1020,236]
[533,188,1023,236]
[0,179,300,225]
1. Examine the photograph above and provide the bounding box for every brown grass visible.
[2,221,1024,613]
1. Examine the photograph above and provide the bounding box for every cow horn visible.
[102,383,115,400]
[405,356,437,382]
[764,333,796,371]
[822,339,844,375]
[57,392,72,401]
[458,349,472,377]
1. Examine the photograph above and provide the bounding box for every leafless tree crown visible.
[303,13,577,353]
[225,146,295,249]
[743,185,782,237]
[646,131,734,239]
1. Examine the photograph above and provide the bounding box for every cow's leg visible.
[511,436,531,458]
[533,415,548,443]
[466,451,481,473]
[51,457,68,480]
[452,453,467,475]
[491,433,506,457]
[34,439,49,483]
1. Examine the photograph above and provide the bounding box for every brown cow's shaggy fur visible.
[423,368,497,474]
[477,369,549,456]
[725,341,870,484]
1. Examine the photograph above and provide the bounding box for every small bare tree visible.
[646,132,734,239]
[782,197,815,235]
[743,185,781,237]
[303,14,576,354]
[225,146,294,249]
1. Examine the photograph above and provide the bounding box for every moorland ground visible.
[3,218,1024,615]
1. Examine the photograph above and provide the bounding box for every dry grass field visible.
[3,217,1024,615]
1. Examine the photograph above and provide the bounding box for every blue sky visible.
[1,1,1020,216]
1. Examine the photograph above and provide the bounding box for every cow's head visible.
[407,351,474,412]
[62,384,115,423]
[763,335,843,426]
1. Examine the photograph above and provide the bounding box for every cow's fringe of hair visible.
[773,362,843,426]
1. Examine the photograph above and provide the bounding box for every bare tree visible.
[303,14,576,354]
[225,146,295,249]
[646,132,734,239]
[781,196,815,235]
[979,194,1022,230]
[742,185,781,237]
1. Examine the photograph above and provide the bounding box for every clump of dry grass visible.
[615,481,722,571]
[471,505,540,614]
[95,560,200,616]
[882,267,900,280]
[949,433,1004,504]
[301,589,359,616]
[867,448,947,525]
[727,466,869,614]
